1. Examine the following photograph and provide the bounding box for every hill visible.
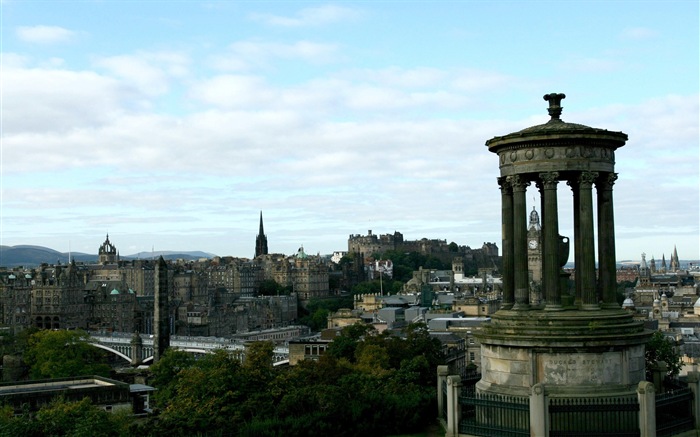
[0,245,216,268]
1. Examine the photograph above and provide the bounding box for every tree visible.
[148,349,197,406]
[24,329,110,379]
[0,397,131,437]
[258,279,291,296]
[155,350,247,433]
[298,297,352,331]
[645,331,683,380]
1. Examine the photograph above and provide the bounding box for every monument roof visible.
[486,93,627,147]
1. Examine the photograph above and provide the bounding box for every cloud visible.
[620,27,658,40]
[250,4,361,27]
[15,25,76,44]
[94,51,191,96]
[2,66,134,135]
[210,40,341,71]
[557,56,622,73]
[3,47,696,258]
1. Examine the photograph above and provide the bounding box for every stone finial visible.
[543,93,566,120]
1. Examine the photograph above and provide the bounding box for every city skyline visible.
[2,1,698,261]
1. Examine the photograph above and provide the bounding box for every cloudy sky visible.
[1,1,698,262]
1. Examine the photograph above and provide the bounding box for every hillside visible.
[0,245,216,268]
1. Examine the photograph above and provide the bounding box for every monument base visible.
[475,308,652,398]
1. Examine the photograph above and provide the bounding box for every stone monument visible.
[476,93,651,399]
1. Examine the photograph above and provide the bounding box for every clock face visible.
[528,239,538,249]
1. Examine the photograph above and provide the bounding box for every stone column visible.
[568,178,582,306]
[578,171,599,310]
[437,365,450,422]
[530,383,547,437]
[446,375,462,437]
[597,173,618,308]
[499,177,514,310]
[130,332,143,366]
[509,175,530,310]
[540,172,562,310]
[686,371,700,429]
[637,381,656,437]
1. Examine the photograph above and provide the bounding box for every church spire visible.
[670,245,680,271]
[255,211,269,258]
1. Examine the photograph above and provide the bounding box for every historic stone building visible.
[348,230,500,273]
[31,262,86,330]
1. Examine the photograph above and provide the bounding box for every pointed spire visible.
[671,245,680,271]
[255,211,269,258]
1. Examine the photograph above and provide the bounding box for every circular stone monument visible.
[476,94,652,398]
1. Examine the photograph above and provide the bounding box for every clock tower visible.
[527,207,542,284]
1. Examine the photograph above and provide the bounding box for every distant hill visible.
[128,250,217,261]
[0,245,216,268]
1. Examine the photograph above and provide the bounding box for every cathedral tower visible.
[255,211,269,258]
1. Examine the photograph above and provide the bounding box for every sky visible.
[1,1,698,262]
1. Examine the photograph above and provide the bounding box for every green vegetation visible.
[145,322,443,436]
[24,329,111,379]
[351,278,403,296]
[257,279,293,296]
[0,397,133,437]
[377,250,450,283]
[297,296,353,331]
[645,330,683,380]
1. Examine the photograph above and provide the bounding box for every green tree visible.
[645,330,683,379]
[148,348,197,406]
[35,397,124,437]
[24,329,110,379]
[156,350,247,433]
[298,296,352,331]
[0,397,131,437]
[258,279,290,296]
[327,323,375,362]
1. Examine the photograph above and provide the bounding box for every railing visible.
[656,386,694,437]
[440,368,698,437]
[459,391,530,437]
[549,396,640,437]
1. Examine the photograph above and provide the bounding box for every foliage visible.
[350,279,403,296]
[257,279,292,296]
[616,280,635,305]
[645,330,683,379]
[375,250,451,282]
[148,326,445,436]
[0,327,38,357]
[148,349,197,406]
[0,397,132,437]
[23,329,111,379]
[298,296,353,331]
